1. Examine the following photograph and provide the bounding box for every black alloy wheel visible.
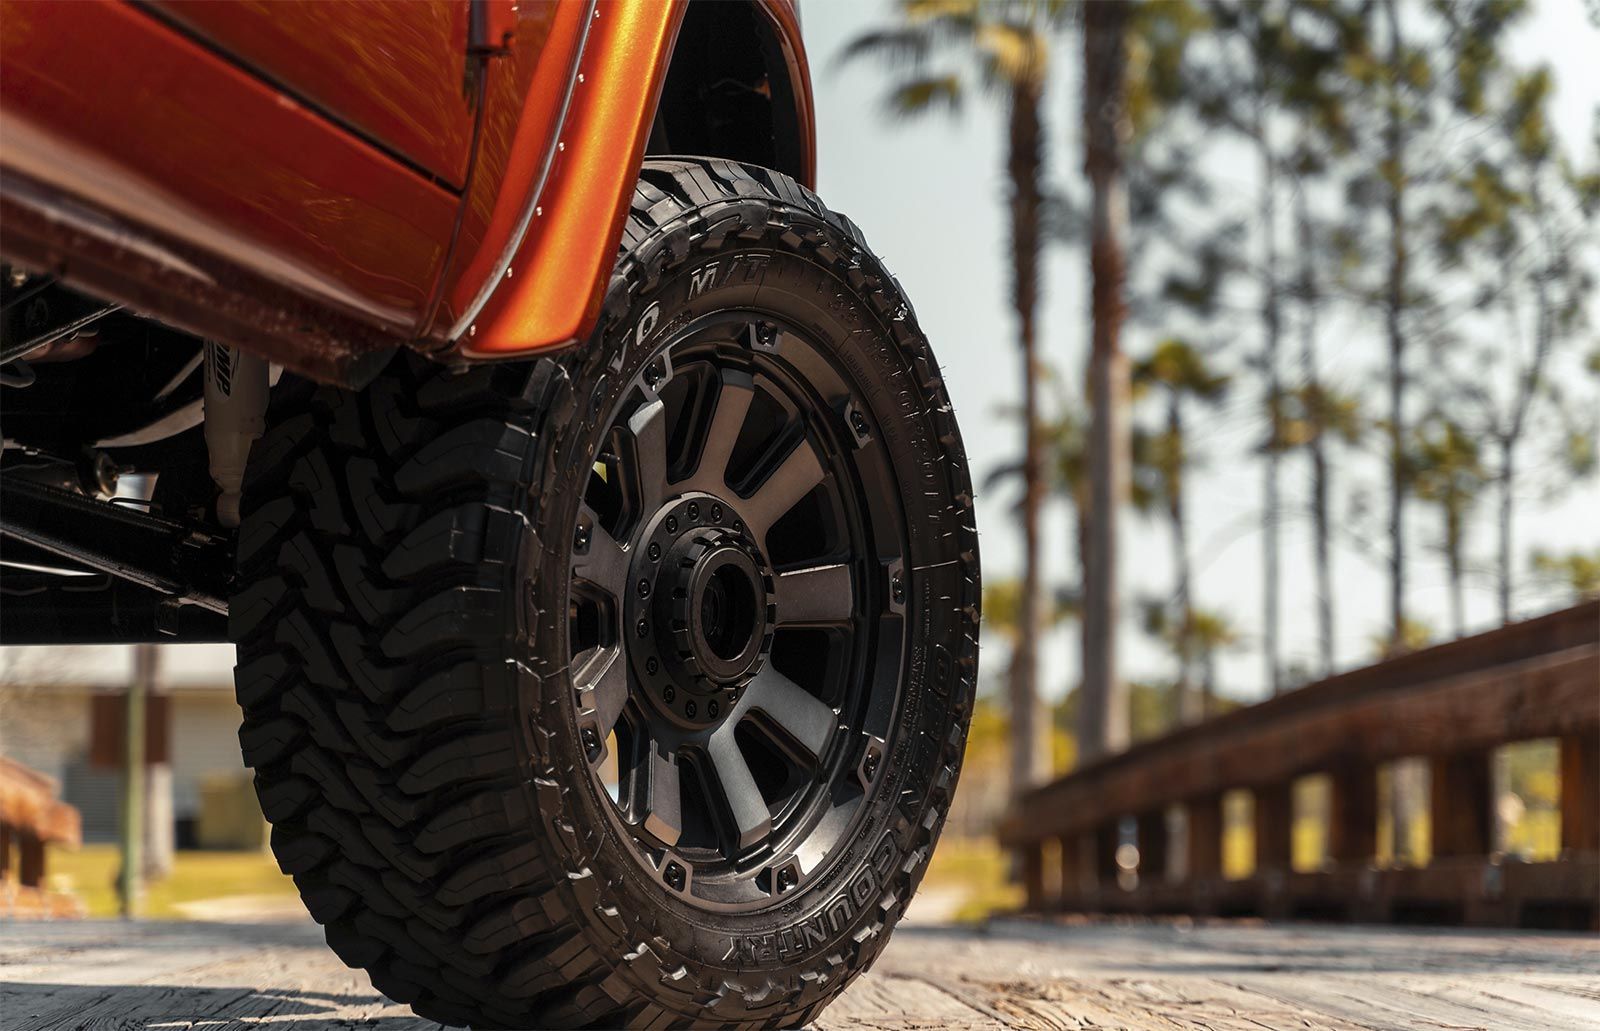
[569,313,904,909]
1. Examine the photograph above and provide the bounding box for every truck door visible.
[146,1,478,188]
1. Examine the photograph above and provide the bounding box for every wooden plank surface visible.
[1,914,1597,1029]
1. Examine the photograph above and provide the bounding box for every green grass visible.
[921,836,1024,923]
[45,845,296,919]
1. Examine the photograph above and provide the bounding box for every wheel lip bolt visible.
[664,686,676,702]
[637,577,652,598]
[666,515,679,533]
[636,619,649,638]
[648,541,662,560]
[708,699,719,718]
[646,657,660,675]
[687,502,700,521]
[685,700,697,718]
[710,504,723,523]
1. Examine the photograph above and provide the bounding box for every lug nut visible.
[863,751,880,779]
[575,524,591,550]
[664,861,685,891]
[777,867,796,891]
[850,410,869,436]
[685,701,697,718]
[891,576,906,605]
[708,700,719,718]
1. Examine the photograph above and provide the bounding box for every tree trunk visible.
[1008,81,1049,794]
[1383,0,1409,652]
[1447,503,1465,638]
[1169,396,1199,724]
[1498,439,1514,625]
[1258,110,1283,694]
[1079,0,1131,762]
[1496,225,1555,625]
[1296,185,1335,677]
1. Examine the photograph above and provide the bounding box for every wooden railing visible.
[0,756,84,919]
[1000,601,1600,929]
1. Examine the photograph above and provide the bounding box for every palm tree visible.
[1131,338,1229,723]
[843,0,1058,794]
[1274,375,1365,675]
[1411,414,1488,637]
[1079,0,1133,764]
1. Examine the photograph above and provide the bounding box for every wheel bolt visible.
[574,524,591,550]
[648,541,661,561]
[708,700,719,718]
[637,578,651,598]
[664,861,686,891]
[778,867,796,891]
[666,516,679,533]
[850,410,869,436]
[710,504,723,523]
[891,576,906,605]
[636,619,649,638]
[664,686,676,702]
[581,726,600,754]
[863,751,880,780]
[646,657,659,675]
[685,701,697,719]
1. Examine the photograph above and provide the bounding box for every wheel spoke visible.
[572,502,628,597]
[774,563,854,625]
[707,726,772,852]
[743,438,823,543]
[624,399,669,513]
[688,370,755,491]
[577,646,628,739]
[748,669,838,761]
[641,742,682,846]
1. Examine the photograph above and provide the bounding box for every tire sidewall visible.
[524,214,975,1003]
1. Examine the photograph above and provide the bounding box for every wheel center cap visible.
[669,534,768,684]
[628,495,773,729]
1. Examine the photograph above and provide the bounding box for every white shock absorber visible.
[203,340,270,528]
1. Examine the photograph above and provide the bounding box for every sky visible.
[1,1,1594,706]
[801,0,1600,704]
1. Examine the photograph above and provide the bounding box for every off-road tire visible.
[230,158,979,1029]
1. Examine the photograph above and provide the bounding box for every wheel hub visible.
[628,495,773,730]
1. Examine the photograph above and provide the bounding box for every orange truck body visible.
[0,0,815,383]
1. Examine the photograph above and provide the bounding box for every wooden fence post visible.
[1021,842,1046,910]
[18,831,45,888]
[1060,832,1085,902]
[1187,795,1222,880]
[1094,821,1120,892]
[1137,809,1168,885]
[1254,782,1293,873]
[1328,763,1378,865]
[1560,733,1599,854]
[1430,751,1493,858]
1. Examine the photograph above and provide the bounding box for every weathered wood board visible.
[1,915,1596,1029]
